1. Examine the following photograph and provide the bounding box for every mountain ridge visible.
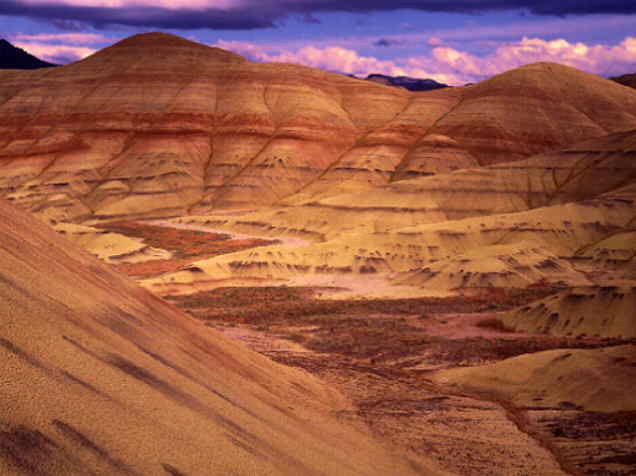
[0,38,57,69]
[611,72,636,89]
[363,73,448,91]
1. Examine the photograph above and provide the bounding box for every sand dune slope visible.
[0,198,441,476]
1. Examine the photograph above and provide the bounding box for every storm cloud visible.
[0,1,279,30]
[1,1,635,31]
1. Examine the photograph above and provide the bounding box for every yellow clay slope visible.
[432,345,636,412]
[145,183,634,297]
[503,285,636,338]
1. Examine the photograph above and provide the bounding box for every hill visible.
[0,38,56,69]
[503,285,636,338]
[1,33,635,223]
[0,196,440,475]
[142,129,636,299]
[432,345,636,412]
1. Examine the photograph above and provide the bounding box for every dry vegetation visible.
[170,285,635,476]
[94,218,636,475]
[165,286,632,364]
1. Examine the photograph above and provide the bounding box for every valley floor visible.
[98,219,636,476]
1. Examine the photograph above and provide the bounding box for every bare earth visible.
[99,219,636,476]
[2,33,636,476]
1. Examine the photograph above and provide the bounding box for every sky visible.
[1,1,636,85]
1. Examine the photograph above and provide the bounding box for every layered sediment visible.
[1,33,636,223]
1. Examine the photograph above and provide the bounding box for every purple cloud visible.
[49,19,87,31]
[11,40,96,64]
[0,1,280,30]
[0,1,634,31]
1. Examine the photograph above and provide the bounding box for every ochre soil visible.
[100,221,636,476]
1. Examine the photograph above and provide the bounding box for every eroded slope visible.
[503,285,636,338]
[0,197,440,476]
[143,130,636,297]
[1,33,636,223]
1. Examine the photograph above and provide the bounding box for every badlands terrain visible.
[1,32,636,475]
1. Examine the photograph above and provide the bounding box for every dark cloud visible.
[374,38,404,47]
[293,1,636,16]
[0,1,281,30]
[48,19,87,31]
[294,0,636,16]
[0,1,634,31]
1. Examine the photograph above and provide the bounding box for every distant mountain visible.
[610,73,636,89]
[0,38,57,69]
[364,73,448,91]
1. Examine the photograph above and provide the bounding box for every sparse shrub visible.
[476,317,514,333]
[287,333,307,343]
